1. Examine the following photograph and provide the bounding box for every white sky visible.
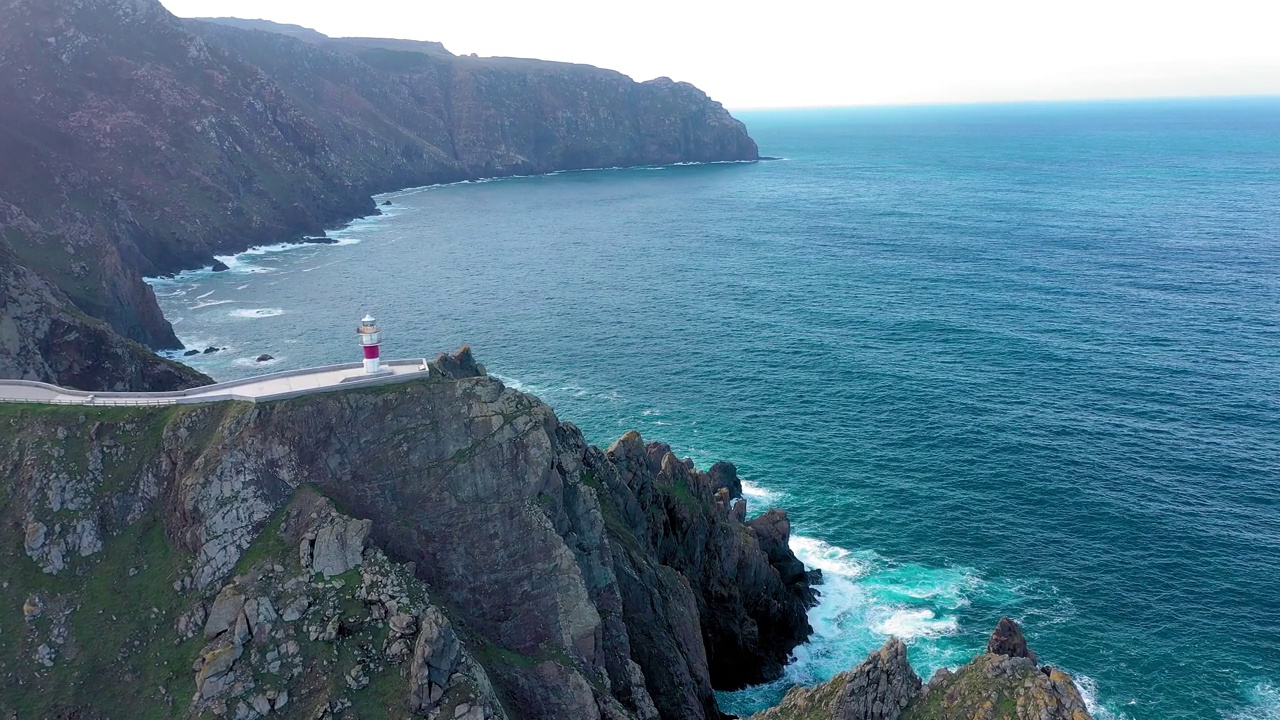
[159,0,1280,109]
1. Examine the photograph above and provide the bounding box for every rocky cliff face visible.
[0,349,811,719]
[0,234,210,391]
[0,0,757,385]
[750,619,1093,720]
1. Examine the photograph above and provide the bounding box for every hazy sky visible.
[160,0,1280,109]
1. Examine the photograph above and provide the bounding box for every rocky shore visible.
[750,619,1092,720]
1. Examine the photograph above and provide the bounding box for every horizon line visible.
[725,91,1280,113]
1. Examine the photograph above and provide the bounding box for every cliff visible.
[749,619,1093,720]
[0,0,757,388]
[0,349,813,720]
[0,234,210,391]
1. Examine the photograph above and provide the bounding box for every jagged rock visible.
[408,607,463,714]
[244,597,277,642]
[211,260,231,272]
[280,595,310,622]
[205,586,246,639]
[903,653,1091,720]
[987,616,1038,664]
[204,346,222,354]
[433,345,485,379]
[749,638,921,720]
[177,603,209,640]
[708,461,743,499]
[389,612,417,637]
[197,644,243,699]
[185,350,201,357]
[307,516,372,577]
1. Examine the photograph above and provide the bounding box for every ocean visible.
[149,97,1280,719]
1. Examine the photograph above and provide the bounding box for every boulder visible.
[211,260,230,272]
[255,354,274,363]
[184,350,200,357]
[308,516,372,578]
[203,346,221,354]
[204,585,246,639]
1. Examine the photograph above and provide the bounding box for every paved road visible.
[0,359,430,407]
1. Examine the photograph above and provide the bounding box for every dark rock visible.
[203,347,220,354]
[210,260,231,272]
[301,236,338,245]
[433,346,484,379]
[255,354,274,363]
[381,200,392,206]
[184,350,200,357]
[988,616,1038,664]
[708,461,743,499]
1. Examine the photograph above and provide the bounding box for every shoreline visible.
[145,158,762,285]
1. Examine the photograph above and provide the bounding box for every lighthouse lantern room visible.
[357,314,383,373]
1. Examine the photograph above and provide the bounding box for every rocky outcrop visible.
[749,619,1092,720]
[752,638,921,720]
[0,349,809,720]
[987,616,1038,664]
[0,0,758,383]
[0,234,210,391]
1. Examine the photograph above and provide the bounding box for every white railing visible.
[0,358,432,408]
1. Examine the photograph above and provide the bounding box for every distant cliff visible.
[0,0,757,389]
[0,349,812,720]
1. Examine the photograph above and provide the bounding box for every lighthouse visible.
[357,314,382,373]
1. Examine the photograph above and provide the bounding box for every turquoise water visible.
[151,98,1280,719]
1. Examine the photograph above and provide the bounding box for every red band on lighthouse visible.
[363,345,380,360]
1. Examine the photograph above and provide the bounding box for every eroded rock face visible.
[0,349,812,720]
[0,235,210,391]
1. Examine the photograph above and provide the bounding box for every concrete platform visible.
[0,359,431,407]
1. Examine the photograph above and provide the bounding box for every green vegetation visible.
[0,514,202,720]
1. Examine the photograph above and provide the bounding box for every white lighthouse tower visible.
[357,314,383,373]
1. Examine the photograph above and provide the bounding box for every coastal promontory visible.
[0,0,757,389]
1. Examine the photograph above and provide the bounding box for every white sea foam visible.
[196,290,215,300]
[872,608,958,639]
[191,299,235,310]
[1073,673,1134,720]
[1227,683,1280,720]
[229,308,284,319]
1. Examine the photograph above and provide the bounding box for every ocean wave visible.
[1073,673,1134,720]
[229,308,284,319]
[1227,683,1280,720]
[191,299,236,310]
